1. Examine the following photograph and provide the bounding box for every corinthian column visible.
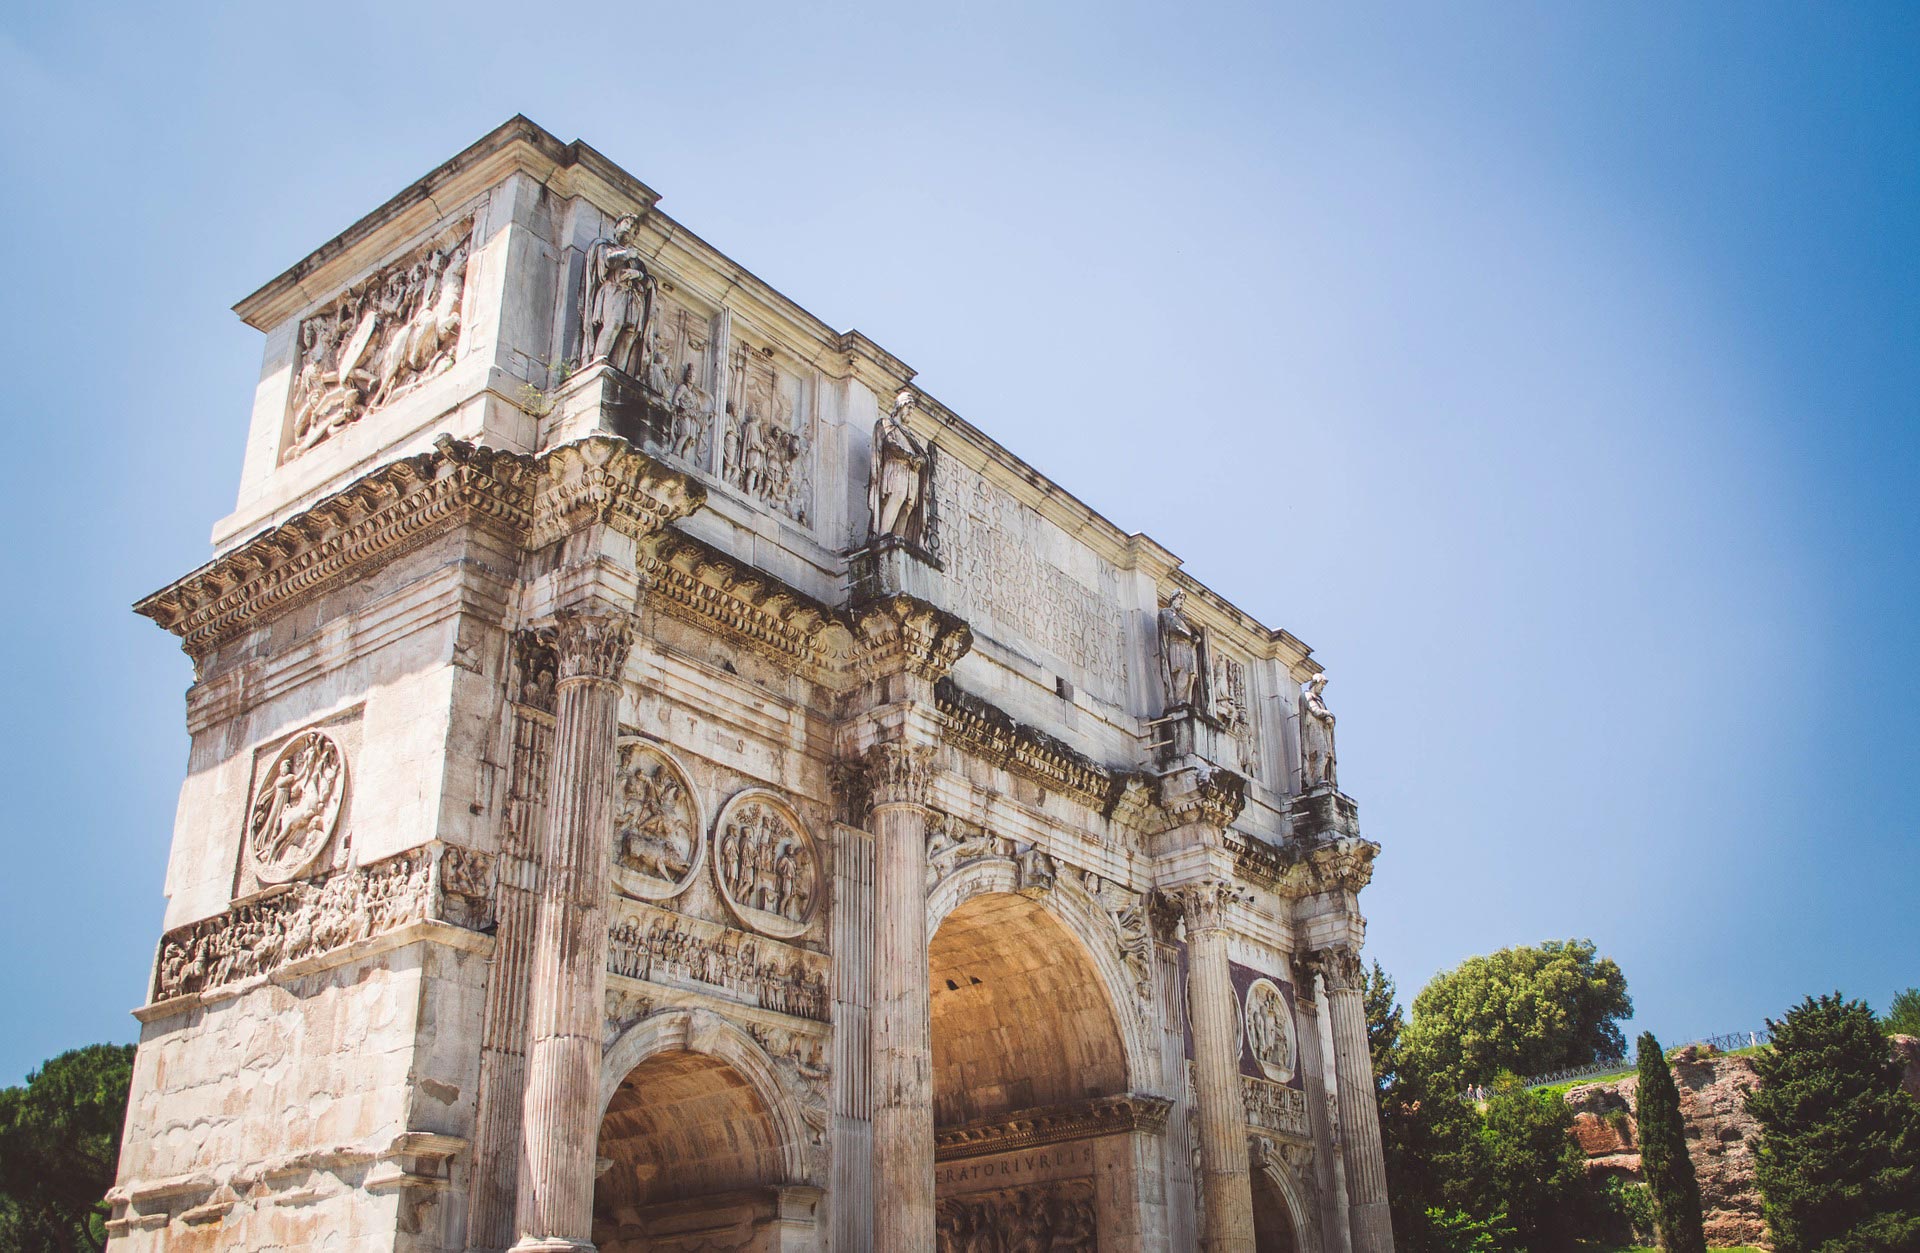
[511,609,633,1253]
[1320,945,1394,1253]
[1180,880,1256,1252]
[865,741,937,1253]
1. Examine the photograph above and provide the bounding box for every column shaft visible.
[513,612,630,1253]
[1184,887,1255,1251]
[870,797,933,1252]
[1325,952,1394,1253]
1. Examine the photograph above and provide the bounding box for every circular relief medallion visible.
[611,740,704,901]
[711,790,820,939]
[247,729,347,884]
[1245,978,1297,1083]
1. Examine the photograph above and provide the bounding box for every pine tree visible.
[1635,1032,1705,1253]
[1746,993,1920,1253]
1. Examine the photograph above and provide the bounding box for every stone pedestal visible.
[866,743,938,1253]
[1181,882,1256,1252]
[511,610,634,1253]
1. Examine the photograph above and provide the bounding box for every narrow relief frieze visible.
[934,1094,1172,1162]
[935,1178,1098,1250]
[151,845,494,1004]
[606,900,830,1023]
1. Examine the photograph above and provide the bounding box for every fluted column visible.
[865,742,937,1253]
[1321,946,1394,1253]
[1181,881,1255,1252]
[511,609,633,1253]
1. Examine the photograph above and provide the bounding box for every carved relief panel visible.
[1207,643,1261,777]
[245,728,348,884]
[935,1178,1098,1251]
[719,334,814,526]
[610,739,704,902]
[284,217,474,462]
[711,789,822,940]
[1244,977,1297,1083]
[645,296,720,470]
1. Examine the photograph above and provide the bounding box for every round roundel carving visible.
[247,729,347,884]
[1245,978,1297,1083]
[610,739,704,902]
[711,789,821,939]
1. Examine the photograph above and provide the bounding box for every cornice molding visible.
[638,530,848,679]
[1273,834,1379,899]
[136,436,701,662]
[933,1094,1172,1162]
[1156,768,1249,832]
[934,678,1123,816]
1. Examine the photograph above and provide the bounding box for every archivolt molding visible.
[137,435,702,663]
[599,1007,818,1186]
[926,857,1163,1097]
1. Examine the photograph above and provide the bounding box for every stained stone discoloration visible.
[117,118,1391,1252]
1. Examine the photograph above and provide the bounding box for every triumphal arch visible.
[111,118,1393,1253]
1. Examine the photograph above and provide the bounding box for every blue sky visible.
[1,3,1914,1084]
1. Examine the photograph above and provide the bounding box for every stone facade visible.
[112,117,1393,1253]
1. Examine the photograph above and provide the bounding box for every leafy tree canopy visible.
[1746,993,1920,1253]
[1401,939,1631,1092]
[1882,986,1920,1038]
[0,1043,136,1253]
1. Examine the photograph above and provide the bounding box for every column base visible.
[509,1238,596,1253]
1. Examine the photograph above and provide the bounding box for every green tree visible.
[1381,1063,1500,1251]
[1635,1032,1706,1253]
[1480,1084,1592,1249]
[0,1043,136,1253]
[1746,994,1920,1253]
[1400,939,1631,1092]
[1365,959,1404,1094]
[1883,987,1920,1037]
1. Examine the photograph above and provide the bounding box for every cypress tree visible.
[1635,1032,1705,1253]
[1745,993,1920,1252]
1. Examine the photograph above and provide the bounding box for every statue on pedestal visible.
[869,389,931,545]
[1158,590,1202,712]
[1299,673,1337,789]
[579,213,656,378]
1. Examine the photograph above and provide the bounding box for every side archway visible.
[1253,1151,1315,1253]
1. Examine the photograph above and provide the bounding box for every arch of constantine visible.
[112,117,1393,1252]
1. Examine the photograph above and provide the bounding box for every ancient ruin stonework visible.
[113,117,1392,1253]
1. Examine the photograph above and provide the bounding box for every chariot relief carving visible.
[285,219,472,461]
[610,740,703,902]
[1244,978,1297,1084]
[711,791,821,939]
[246,729,347,884]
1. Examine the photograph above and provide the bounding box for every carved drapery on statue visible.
[1159,590,1204,712]
[246,729,348,883]
[869,389,933,546]
[578,213,657,379]
[609,740,703,901]
[1299,673,1338,790]
[285,219,472,461]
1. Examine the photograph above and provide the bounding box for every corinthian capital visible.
[1307,944,1366,992]
[1174,878,1242,937]
[552,608,634,685]
[862,742,938,812]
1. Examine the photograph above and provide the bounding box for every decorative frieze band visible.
[151,845,494,1004]
[1242,1075,1311,1140]
[934,679,1120,814]
[933,1094,1173,1161]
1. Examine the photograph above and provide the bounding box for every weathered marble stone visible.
[115,117,1392,1253]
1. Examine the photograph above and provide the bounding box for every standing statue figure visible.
[1158,590,1203,711]
[1299,672,1338,789]
[579,213,656,377]
[667,362,709,461]
[868,388,931,543]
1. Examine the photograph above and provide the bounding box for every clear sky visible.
[1,3,1914,1085]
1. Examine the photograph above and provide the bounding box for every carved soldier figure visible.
[869,388,931,543]
[1158,590,1203,711]
[579,213,655,376]
[1300,672,1338,789]
[667,362,709,460]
